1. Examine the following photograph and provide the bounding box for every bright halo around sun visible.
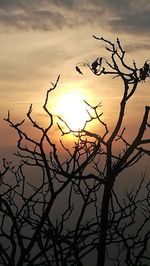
[57,91,89,131]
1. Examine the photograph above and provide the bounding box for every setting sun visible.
[57,91,89,131]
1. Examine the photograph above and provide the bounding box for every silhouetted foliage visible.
[139,60,150,82]
[75,66,83,75]
[0,37,150,266]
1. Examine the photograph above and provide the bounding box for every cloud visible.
[125,43,150,53]
[100,0,131,14]
[0,0,149,36]
[0,0,128,32]
[108,10,150,34]
[0,0,120,32]
[0,1,68,31]
[100,0,150,34]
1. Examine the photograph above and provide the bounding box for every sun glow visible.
[57,91,89,131]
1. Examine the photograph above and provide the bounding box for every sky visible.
[0,0,150,164]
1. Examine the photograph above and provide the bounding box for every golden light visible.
[57,91,89,131]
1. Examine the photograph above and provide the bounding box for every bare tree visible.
[0,37,150,266]
[99,37,150,265]
[75,36,150,265]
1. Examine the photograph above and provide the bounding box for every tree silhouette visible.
[0,37,150,266]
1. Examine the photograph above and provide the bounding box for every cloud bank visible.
[0,0,149,35]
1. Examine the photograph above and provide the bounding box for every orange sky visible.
[0,0,150,169]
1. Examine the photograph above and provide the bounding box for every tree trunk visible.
[97,177,113,266]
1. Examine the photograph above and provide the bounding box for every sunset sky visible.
[0,0,150,165]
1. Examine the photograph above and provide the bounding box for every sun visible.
[57,91,89,131]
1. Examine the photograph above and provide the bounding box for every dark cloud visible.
[0,10,67,31]
[0,0,104,31]
[0,0,149,35]
[0,0,21,8]
[100,0,150,35]
[50,0,74,7]
[0,0,68,30]
[108,10,150,34]
[101,0,131,14]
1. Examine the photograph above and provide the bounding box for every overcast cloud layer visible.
[0,0,150,34]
